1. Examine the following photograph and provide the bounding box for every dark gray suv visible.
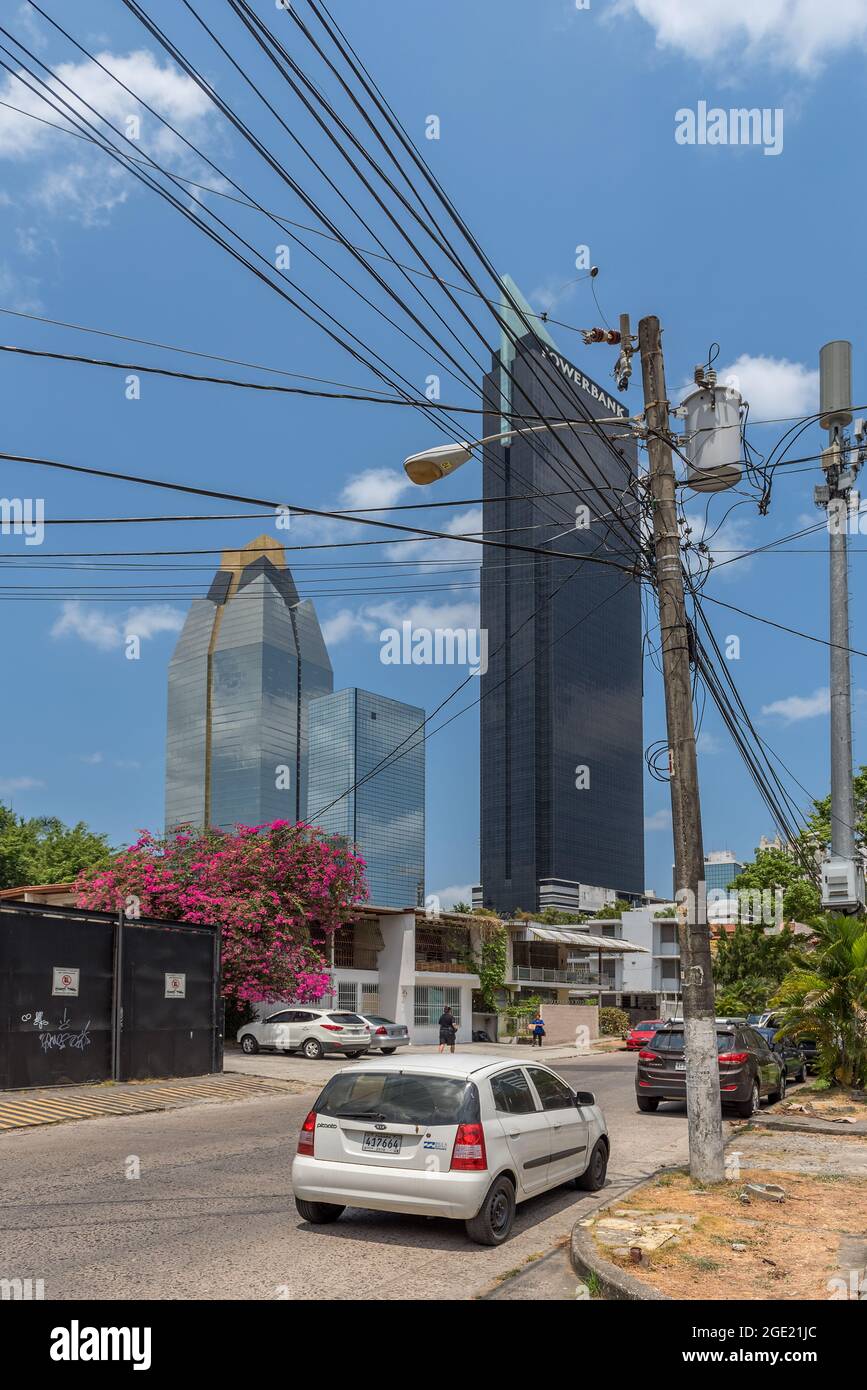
[635,1023,786,1118]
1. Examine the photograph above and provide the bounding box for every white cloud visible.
[79,752,104,765]
[614,0,867,73]
[645,808,672,832]
[383,507,483,565]
[0,49,216,225]
[125,604,185,641]
[678,355,818,422]
[697,731,721,754]
[320,608,378,647]
[431,884,475,909]
[322,596,482,648]
[50,601,184,651]
[0,775,44,794]
[0,260,42,312]
[685,509,753,578]
[761,687,830,722]
[339,467,411,512]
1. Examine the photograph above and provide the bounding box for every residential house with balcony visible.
[504,920,649,1007]
[313,906,483,1045]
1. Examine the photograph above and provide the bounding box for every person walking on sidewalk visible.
[530,1011,546,1048]
[438,1005,457,1054]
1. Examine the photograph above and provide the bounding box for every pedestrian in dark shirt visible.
[438,1005,457,1053]
[530,1012,546,1048]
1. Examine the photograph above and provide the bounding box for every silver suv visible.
[238,1008,371,1061]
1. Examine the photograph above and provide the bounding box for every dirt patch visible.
[589,1168,867,1300]
[777,1086,867,1124]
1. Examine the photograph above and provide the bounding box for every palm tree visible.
[771,916,867,1088]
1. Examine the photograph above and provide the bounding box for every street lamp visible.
[403,416,631,485]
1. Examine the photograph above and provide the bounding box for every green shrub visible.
[599,1006,630,1036]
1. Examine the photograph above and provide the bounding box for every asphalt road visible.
[0,1053,692,1301]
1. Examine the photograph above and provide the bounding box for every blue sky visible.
[1,0,865,905]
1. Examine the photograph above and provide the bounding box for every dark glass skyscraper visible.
[479,299,644,914]
[307,688,425,909]
[165,535,332,833]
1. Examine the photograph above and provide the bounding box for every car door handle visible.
[508,1131,520,1138]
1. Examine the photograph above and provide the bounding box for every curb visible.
[749,1115,867,1138]
[570,1218,670,1301]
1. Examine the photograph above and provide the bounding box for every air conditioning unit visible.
[820,856,865,912]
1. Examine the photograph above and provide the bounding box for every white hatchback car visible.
[238,1008,371,1061]
[291,1054,609,1244]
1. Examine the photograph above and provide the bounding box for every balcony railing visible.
[654,941,680,956]
[511,965,615,987]
[415,959,473,974]
[333,946,380,971]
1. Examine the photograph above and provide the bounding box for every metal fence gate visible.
[0,902,222,1091]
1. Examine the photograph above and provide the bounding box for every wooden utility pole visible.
[638,315,725,1183]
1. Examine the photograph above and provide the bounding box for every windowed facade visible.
[307,688,425,909]
[479,333,644,914]
[165,536,332,833]
[414,984,461,1028]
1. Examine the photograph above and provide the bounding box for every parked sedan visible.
[292,1054,610,1245]
[358,1014,410,1054]
[635,1022,786,1118]
[754,1026,808,1083]
[237,1008,371,1061]
[625,1019,665,1051]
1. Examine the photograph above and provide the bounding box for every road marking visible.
[0,1075,293,1131]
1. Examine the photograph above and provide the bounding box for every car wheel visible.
[465,1175,516,1246]
[295,1197,345,1224]
[345,1051,362,1059]
[380,1047,397,1055]
[636,1096,659,1112]
[301,1038,323,1060]
[769,1070,786,1104]
[575,1138,609,1192]
[735,1080,760,1119]
[240,1034,259,1055]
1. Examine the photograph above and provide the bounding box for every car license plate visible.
[362,1133,401,1154]
[675,1061,686,1071]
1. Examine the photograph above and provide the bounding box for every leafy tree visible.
[450,900,472,914]
[0,804,113,890]
[729,847,821,924]
[800,766,867,852]
[715,978,775,1016]
[770,916,867,1088]
[591,901,628,920]
[714,921,799,1002]
[74,821,368,1008]
[473,926,507,1012]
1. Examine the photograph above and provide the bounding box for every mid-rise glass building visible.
[479,281,644,914]
[307,688,425,909]
[165,535,333,833]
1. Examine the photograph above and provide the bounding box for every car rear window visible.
[315,1072,480,1126]
[364,1016,392,1026]
[327,1013,365,1025]
[636,1021,660,1030]
[650,1030,737,1054]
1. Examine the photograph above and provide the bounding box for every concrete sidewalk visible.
[225,1038,624,1087]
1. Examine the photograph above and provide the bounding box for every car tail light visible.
[718,1051,749,1064]
[450,1123,487,1171]
[297,1110,316,1155]
[638,1049,657,1060]
[375,1026,388,1035]
[320,1024,342,1032]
